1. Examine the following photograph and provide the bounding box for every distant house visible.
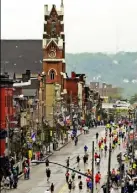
[1,40,42,74]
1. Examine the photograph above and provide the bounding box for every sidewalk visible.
[19,130,82,177]
[0,130,82,191]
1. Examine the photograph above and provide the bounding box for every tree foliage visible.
[66,52,137,97]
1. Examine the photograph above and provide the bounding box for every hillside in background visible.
[66,52,137,98]
[1,41,136,98]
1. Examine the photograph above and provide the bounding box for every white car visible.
[115,100,130,108]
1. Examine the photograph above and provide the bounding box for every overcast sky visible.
[1,0,137,53]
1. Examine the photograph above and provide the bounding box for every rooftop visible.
[1,40,42,74]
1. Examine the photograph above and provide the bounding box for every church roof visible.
[1,40,42,74]
[44,4,64,16]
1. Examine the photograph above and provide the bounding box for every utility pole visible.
[132,125,135,161]
[132,109,137,160]
[136,107,137,133]
[91,141,94,193]
[41,73,46,146]
[107,143,111,193]
[32,160,93,179]
[119,152,122,186]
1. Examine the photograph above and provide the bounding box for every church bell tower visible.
[42,1,66,88]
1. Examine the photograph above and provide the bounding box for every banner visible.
[28,150,33,159]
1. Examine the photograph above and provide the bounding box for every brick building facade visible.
[0,73,14,157]
[90,82,122,99]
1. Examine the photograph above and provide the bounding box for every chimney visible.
[44,5,48,15]
[26,70,31,79]
[22,74,29,82]
[71,72,76,79]
[13,73,16,80]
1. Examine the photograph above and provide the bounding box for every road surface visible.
[4,126,125,193]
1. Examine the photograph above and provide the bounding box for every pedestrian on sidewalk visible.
[71,169,75,181]
[40,151,43,161]
[45,158,49,167]
[88,180,93,192]
[74,136,78,146]
[68,179,72,192]
[96,132,99,141]
[83,155,87,165]
[72,180,75,190]
[66,157,70,168]
[83,125,86,134]
[76,155,80,167]
[104,144,108,157]
[86,177,90,190]
[104,137,107,144]
[98,141,101,151]
[65,170,70,183]
[27,166,30,179]
[13,173,18,189]
[9,172,13,189]
[50,183,54,193]
[78,170,81,180]
[84,145,88,154]
[24,166,28,180]
[46,168,51,182]
[78,180,83,191]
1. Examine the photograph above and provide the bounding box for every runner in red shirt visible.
[98,141,101,150]
[104,137,106,144]
[94,152,98,161]
[95,171,101,189]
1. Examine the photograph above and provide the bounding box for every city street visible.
[1,1,136,193]
[4,127,125,193]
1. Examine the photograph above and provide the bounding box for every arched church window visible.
[50,70,55,80]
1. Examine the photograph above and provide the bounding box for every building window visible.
[50,70,55,80]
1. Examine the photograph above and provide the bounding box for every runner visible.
[95,171,101,189]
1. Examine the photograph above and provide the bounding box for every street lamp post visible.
[31,160,92,179]
[107,143,111,193]
[132,119,135,161]
[41,72,46,146]
[132,108,137,160]
[91,141,94,193]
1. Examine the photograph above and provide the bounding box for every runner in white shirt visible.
[96,157,100,165]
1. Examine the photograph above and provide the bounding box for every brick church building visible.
[42,2,66,90]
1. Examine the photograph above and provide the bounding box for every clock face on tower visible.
[48,50,56,58]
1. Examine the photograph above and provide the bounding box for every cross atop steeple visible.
[61,0,64,7]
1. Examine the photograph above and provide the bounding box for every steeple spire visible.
[61,0,64,7]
